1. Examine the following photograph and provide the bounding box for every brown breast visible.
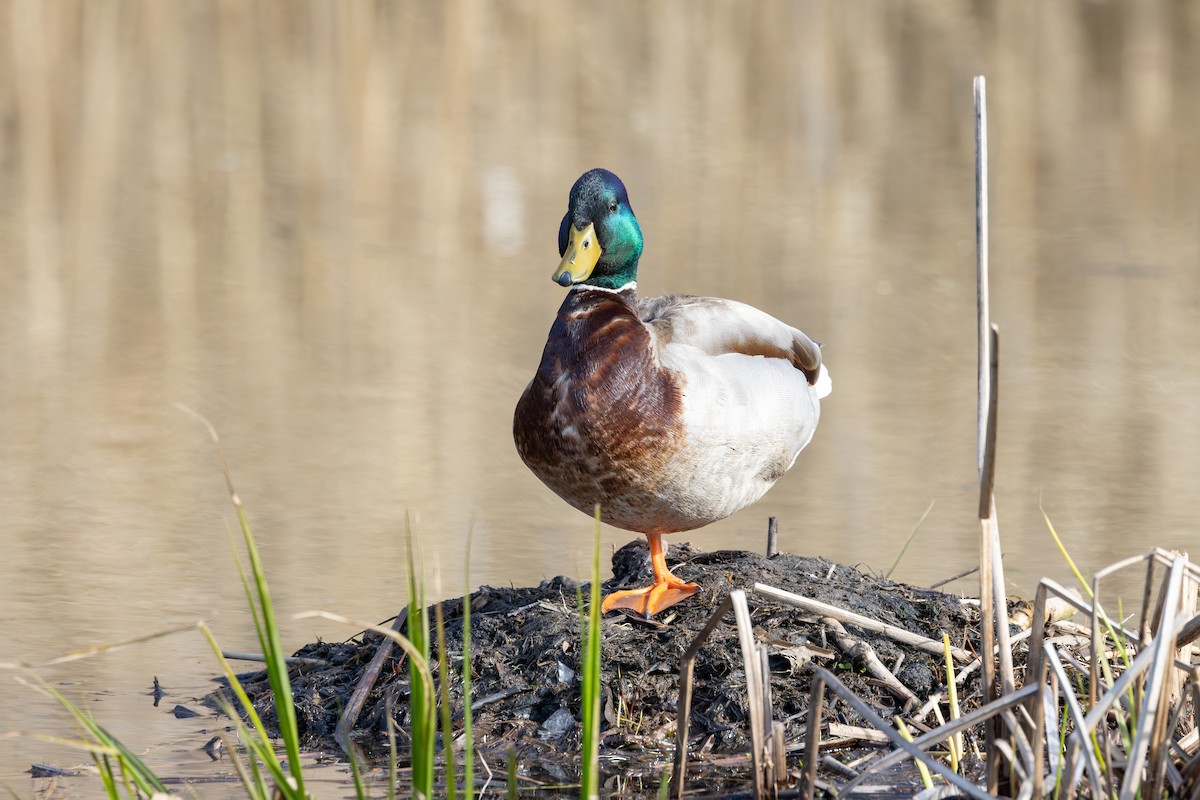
[513,287,685,524]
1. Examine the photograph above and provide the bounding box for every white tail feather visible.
[814,364,832,399]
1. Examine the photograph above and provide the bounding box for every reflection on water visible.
[2,1,1198,791]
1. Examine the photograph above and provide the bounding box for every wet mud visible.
[229,541,986,788]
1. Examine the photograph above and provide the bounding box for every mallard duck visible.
[514,169,831,618]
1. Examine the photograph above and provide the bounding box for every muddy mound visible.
[232,541,981,777]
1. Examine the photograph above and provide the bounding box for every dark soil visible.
[225,541,986,790]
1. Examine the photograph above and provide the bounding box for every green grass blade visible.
[896,717,934,789]
[222,732,269,800]
[885,499,935,580]
[209,669,288,798]
[387,710,399,800]
[229,524,269,666]
[347,738,368,800]
[94,754,119,800]
[234,506,306,796]
[30,677,167,797]
[407,520,434,800]
[200,624,298,796]
[507,749,518,800]
[1039,500,1090,598]
[656,769,670,800]
[183,411,305,798]
[436,602,458,800]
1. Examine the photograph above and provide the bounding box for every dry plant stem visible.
[1122,554,1186,800]
[821,617,918,711]
[839,682,1040,797]
[673,594,734,799]
[220,651,328,667]
[927,565,980,590]
[1169,556,1198,717]
[1141,554,1158,649]
[914,627,1036,729]
[812,667,997,800]
[337,608,409,751]
[826,723,891,744]
[731,590,768,799]
[984,333,1014,692]
[974,81,990,474]
[801,673,825,800]
[766,517,778,558]
[1177,613,1200,648]
[673,590,776,799]
[752,583,972,662]
[974,75,1008,797]
[820,755,858,779]
[1060,609,1194,794]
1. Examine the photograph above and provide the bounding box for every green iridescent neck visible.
[585,257,639,290]
[588,206,643,289]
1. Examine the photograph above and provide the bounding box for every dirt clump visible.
[230,540,982,781]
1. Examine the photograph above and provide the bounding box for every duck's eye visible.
[608,201,618,213]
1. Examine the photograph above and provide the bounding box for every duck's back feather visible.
[639,295,827,390]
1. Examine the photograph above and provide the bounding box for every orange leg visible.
[601,532,699,618]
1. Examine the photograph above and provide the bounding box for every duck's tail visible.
[813,364,832,399]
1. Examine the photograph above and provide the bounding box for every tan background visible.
[2,0,1198,790]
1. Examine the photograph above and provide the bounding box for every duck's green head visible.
[553,169,644,291]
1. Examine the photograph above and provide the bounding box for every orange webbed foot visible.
[601,579,698,618]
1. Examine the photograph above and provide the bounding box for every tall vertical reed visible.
[578,505,604,800]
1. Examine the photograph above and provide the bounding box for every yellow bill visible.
[552,222,601,286]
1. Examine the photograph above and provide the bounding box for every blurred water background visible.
[2,0,1198,792]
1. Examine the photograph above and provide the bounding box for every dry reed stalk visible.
[807,667,998,800]
[821,617,918,711]
[1122,554,1185,800]
[731,590,770,798]
[752,584,972,662]
[1025,549,1200,798]
[800,672,824,800]
[974,74,1022,797]
[672,594,735,798]
[671,590,779,799]
[337,608,409,752]
[840,682,1041,797]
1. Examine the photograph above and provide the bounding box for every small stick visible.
[337,608,409,751]
[766,517,779,558]
[821,755,858,779]
[673,594,735,798]
[826,723,891,744]
[801,673,825,800]
[926,565,980,590]
[753,583,973,662]
[822,617,918,711]
[220,651,329,668]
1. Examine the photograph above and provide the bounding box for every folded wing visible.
[639,295,829,395]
